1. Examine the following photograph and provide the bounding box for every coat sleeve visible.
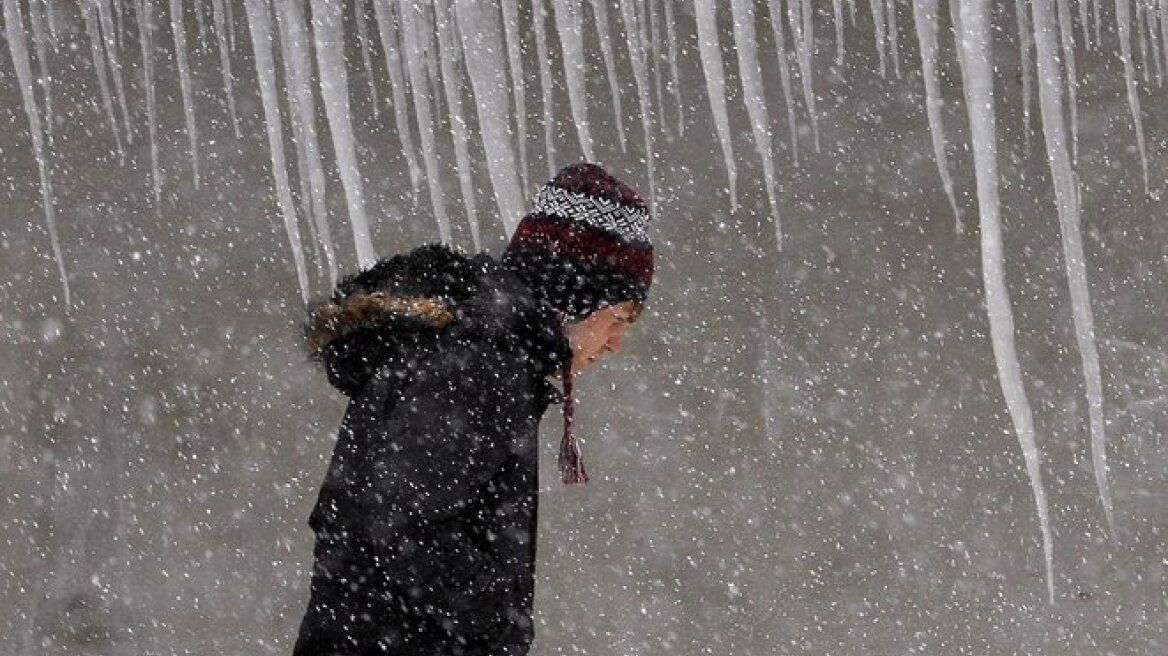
[356,343,532,540]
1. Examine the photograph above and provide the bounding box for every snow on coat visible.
[293,244,572,656]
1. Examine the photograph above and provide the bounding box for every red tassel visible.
[558,363,589,484]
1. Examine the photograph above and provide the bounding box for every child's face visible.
[563,301,641,375]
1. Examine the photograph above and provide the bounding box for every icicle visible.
[1015,0,1034,154]
[1031,0,1115,541]
[1116,0,1151,192]
[210,0,242,140]
[135,0,162,208]
[948,0,969,83]
[1161,0,1168,82]
[275,0,339,290]
[399,0,452,242]
[1150,0,1165,85]
[242,0,312,304]
[170,0,201,189]
[1080,0,1092,49]
[433,0,481,250]
[355,0,381,117]
[958,0,1056,605]
[454,0,526,235]
[500,0,530,189]
[912,0,962,231]
[869,0,889,77]
[26,0,54,148]
[42,0,58,44]
[96,0,133,143]
[83,3,125,161]
[693,0,737,208]
[3,0,69,306]
[311,0,378,267]
[730,0,784,250]
[767,0,802,165]
[833,0,846,65]
[533,0,556,177]
[225,0,237,52]
[1093,0,1103,52]
[588,0,628,149]
[193,0,208,50]
[552,0,595,160]
[372,0,424,202]
[663,0,684,136]
[649,0,665,122]
[111,0,125,52]
[887,0,902,77]
[1137,0,1151,83]
[1055,0,1080,162]
[619,0,657,205]
[789,0,821,151]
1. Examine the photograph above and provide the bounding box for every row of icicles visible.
[4,0,1159,604]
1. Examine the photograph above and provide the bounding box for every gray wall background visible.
[1,1,1165,654]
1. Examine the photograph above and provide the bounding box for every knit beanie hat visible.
[503,162,654,318]
[502,162,654,485]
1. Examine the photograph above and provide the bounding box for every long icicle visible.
[692,0,736,207]
[500,0,530,189]
[767,0,802,165]
[3,0,70,305]
[311,0,378,267]
[210,0,242,140]
[958,0,1056,605]
[912,0,962,231]
[887,0,902,77]
[1055,0,1080,162]
[354,0,380,117]
[83,2,125,162]
[96,0,133,143]
[663,0,684,136]
[1150,0,1165,85]
[1031,0,1115,539]
[869,0,889,77]
[455,0,526,235]
[834,0,846,65]
[588,0,628,149]
[1160,0,1168,83]
[399,0,451,242]
[275,0,339,289]
[27,0,54,148]
[649,0,665,122]
[552,0,595,160]
[372,0,423,203]
[1079,0,1092,49]
[1116,0,1151,192]
[532,0,556,177]
[433,0,481,250]
[789,0,821,150]
[135,0,162,208]
[170,0,201,188]
[1137,0,1151,84]
[618,0,656,205]
[242,0,311,304]
[730,0,784,250]
[1015,0,1035,154]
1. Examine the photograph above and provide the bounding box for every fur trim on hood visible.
[303,244,572,396]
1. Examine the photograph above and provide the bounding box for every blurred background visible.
[1,1,1165,654]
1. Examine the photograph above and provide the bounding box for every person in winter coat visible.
[292,162,655,656]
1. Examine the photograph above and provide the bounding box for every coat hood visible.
[304,244,573,397]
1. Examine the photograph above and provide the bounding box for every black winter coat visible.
[293,245,572,656]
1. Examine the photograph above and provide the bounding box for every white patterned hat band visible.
[534,184,652,245]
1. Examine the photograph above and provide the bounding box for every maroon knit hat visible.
[502,162,654,484]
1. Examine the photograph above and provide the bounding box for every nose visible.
[605,332,623,354]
